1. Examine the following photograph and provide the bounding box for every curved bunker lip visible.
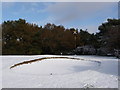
[10,57,101,69]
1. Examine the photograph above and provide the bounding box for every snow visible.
[2,55,118,88]
[0,56,2,89]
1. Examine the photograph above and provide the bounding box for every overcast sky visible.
[2,2,118,33]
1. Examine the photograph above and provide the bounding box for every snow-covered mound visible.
[2,55,118,88]
[11,58,99,75]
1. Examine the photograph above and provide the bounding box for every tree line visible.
[2,18,120,55]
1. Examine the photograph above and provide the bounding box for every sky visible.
[2,2,118,33]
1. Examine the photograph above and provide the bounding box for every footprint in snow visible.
[83,83,94,88]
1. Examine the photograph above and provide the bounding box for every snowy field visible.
[2,55,118,88]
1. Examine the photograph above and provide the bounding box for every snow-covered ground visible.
[2,55,118,88]
[0,56,2,89]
